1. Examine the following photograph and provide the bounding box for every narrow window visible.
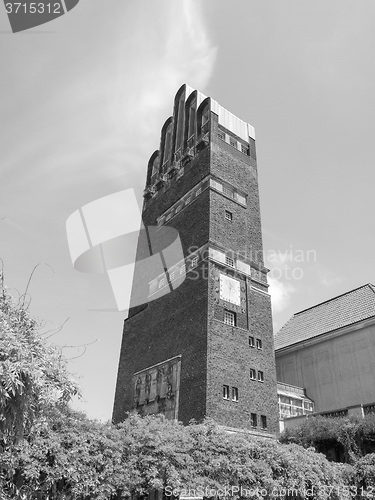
[166,213,172,221]
[187,98,196,145]
[191,256,199,267]
[223,186,233,198]
[249,368,256,380]
[169,271,175,282]
[224,310,236,326]
[225,210,233,221]
[175,205,181,213]
[258,371,264,382]
[229,137,237,148]
[180,264,186,275]
[225,256,234,267]
[232,387,238,402]
[251,413,257,427]
[249,336,255,348]
[196,188,201,197]
[241,145,249,155]
[256,339,263,350]
[201,106,210,134]
[185,196,191,204]
[261,415,267,429]
[218,131,225,141]
[223,385,230,400]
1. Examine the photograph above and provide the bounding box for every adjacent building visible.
[113,84,279,437]
[275,284,375,414]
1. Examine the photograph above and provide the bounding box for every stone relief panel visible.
[130,356,181,420]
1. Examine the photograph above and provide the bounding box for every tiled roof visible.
[275,284,375,350]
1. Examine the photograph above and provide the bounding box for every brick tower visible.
[113,84,278,437]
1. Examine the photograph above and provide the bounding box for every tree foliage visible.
[2,271,375,499]
[0,411,355,500]
[0,274,79,444]
[280,414,375,463]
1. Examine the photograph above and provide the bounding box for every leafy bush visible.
[280,414,375,464]
[0,277,79,444]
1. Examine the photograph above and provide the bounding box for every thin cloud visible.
[268,276,296,315]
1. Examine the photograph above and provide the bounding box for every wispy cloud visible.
[268,276,296,316]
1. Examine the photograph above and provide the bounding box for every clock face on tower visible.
[219,273,241,306]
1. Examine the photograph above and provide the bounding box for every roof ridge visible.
[294,283,374,316]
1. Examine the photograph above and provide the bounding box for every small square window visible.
[224,310,236,326]
[258,371,264,382]
[223,385,230,400]
[256,339,263,350]
[225,256,234,267]
[249,368,256,380]
[232,387,238,402]
[191,256,199,267]
[249,336,255,348]
[251,413,257,428]
[225,210,233,221]
[261,415,267,429]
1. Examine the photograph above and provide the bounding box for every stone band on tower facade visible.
[113,84,278,437]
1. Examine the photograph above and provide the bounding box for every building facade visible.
[275,284,375,414]
[112,84,278,436]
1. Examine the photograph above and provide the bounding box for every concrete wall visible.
[276,321,375,413]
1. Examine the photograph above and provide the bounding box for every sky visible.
[1,0,375,421]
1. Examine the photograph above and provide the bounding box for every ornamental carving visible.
[130,356,181,420]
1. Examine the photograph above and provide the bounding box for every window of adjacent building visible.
[258,371,264,382]
[232,387,238,402]
[251,413,257,427]
[225,256,234,267]
[256,339,263,350]
[225,210,233,221]
[223,385,230,400]
[279,396,307,418]
[303,400,314,413]
[261,415,267,430]
[224,310,236,326]
[229,137,237,148]
[249,336,255,348]
[249,368,256,380]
